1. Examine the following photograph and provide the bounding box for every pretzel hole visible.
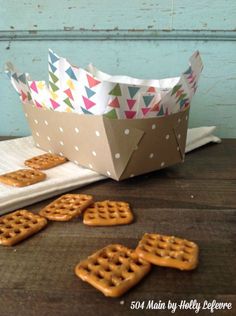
[103,265,111,272]
[4,234,11,239]
[5,225,12,229]
[23,224,30,229]
[127,266,134,273]
[14,229,21,234]
[182,256,191,262]
[148,235,156,241]
[98,210,105,214]
[158,244,166,250]
[15,221,21,224]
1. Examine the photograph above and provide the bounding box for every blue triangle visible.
[85,86,96,98]
[12,72,19,82]
[18,74,27,84]
[143,95,154,107]
[49,50,59,64]
[49,62,57,73]
[66,67,77,80]
[128,86,140,99]
[81,107,92,115]
[184,66,192,75]
[157,105,164,116]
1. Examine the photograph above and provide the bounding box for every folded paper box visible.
[6,51,203,180]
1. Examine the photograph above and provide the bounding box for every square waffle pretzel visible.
[0,210,47,246]
[0,169,46,187]
[83,200,134,226]
[25,153,67,170]
[75,244,151,297]
[136,233,199,270]
[39,194,93,221]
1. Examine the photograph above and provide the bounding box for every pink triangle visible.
[141,108,150,116]
[21,91,27,102]
[50,98,60,109]
[64,88,74,100]
[82,96,96,109]
[86,74,101,88]
[35,100,42,108]
[147,86,156,93]
[125,110,136,119]
[126,99,136,110]
[176,89,184,97]
[30,81,38,93]
[109,97,120,108]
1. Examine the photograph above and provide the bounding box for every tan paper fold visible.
[23,103,189,181]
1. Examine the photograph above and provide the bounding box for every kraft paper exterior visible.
[23,103,189,181]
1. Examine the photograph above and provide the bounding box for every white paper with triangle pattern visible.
[6,51,203,120]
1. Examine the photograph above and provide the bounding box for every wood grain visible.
[0,139,235,315]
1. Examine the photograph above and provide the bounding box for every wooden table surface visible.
[0,138,235,316]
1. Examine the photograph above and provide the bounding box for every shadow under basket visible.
[23,103,189,181]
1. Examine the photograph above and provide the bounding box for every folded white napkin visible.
[186,126,221,153]
[0,137,105,215]
[0,127,220,215]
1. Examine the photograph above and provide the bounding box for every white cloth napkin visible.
[0,127,220,215]
[186,126,221,153]
[0,137,105,215]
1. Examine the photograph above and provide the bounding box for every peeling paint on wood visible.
[0,0,236,137]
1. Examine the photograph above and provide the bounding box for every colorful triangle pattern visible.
[64,97,74,109]
[143,95,154,107]
[85,86,96,99]
[66,67,77,80]
[50,98,60,109]
[30,81,38,93]
[109,97,120,108]
[105,109,118,119]
[126,99,136,110]
[64,88,74,100]
[87,74,101,88]
[128,86,139,99]
[49,50,59,64]
[109,83,121,96]
[125,111,136,119]
[82,96,96,109]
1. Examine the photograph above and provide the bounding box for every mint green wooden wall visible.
[0,0,236,137]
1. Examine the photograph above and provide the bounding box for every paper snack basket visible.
[6,51,203,181]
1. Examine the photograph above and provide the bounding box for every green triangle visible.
[109,84,121,96]
[49,81,59,92]
[105,109,117,119]
[64,97,74,109]
[49,71,59,83]
[177,93,187,102]
[171,84,182,96]
[27,92,32,101]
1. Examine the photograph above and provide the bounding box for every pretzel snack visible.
[39,194,93,221]
[75,244,151,297]
[83,200,134,226]
[25,153,67,170]
[0,169,46,187]
[136,233,199,270]
[0,210,47,246]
